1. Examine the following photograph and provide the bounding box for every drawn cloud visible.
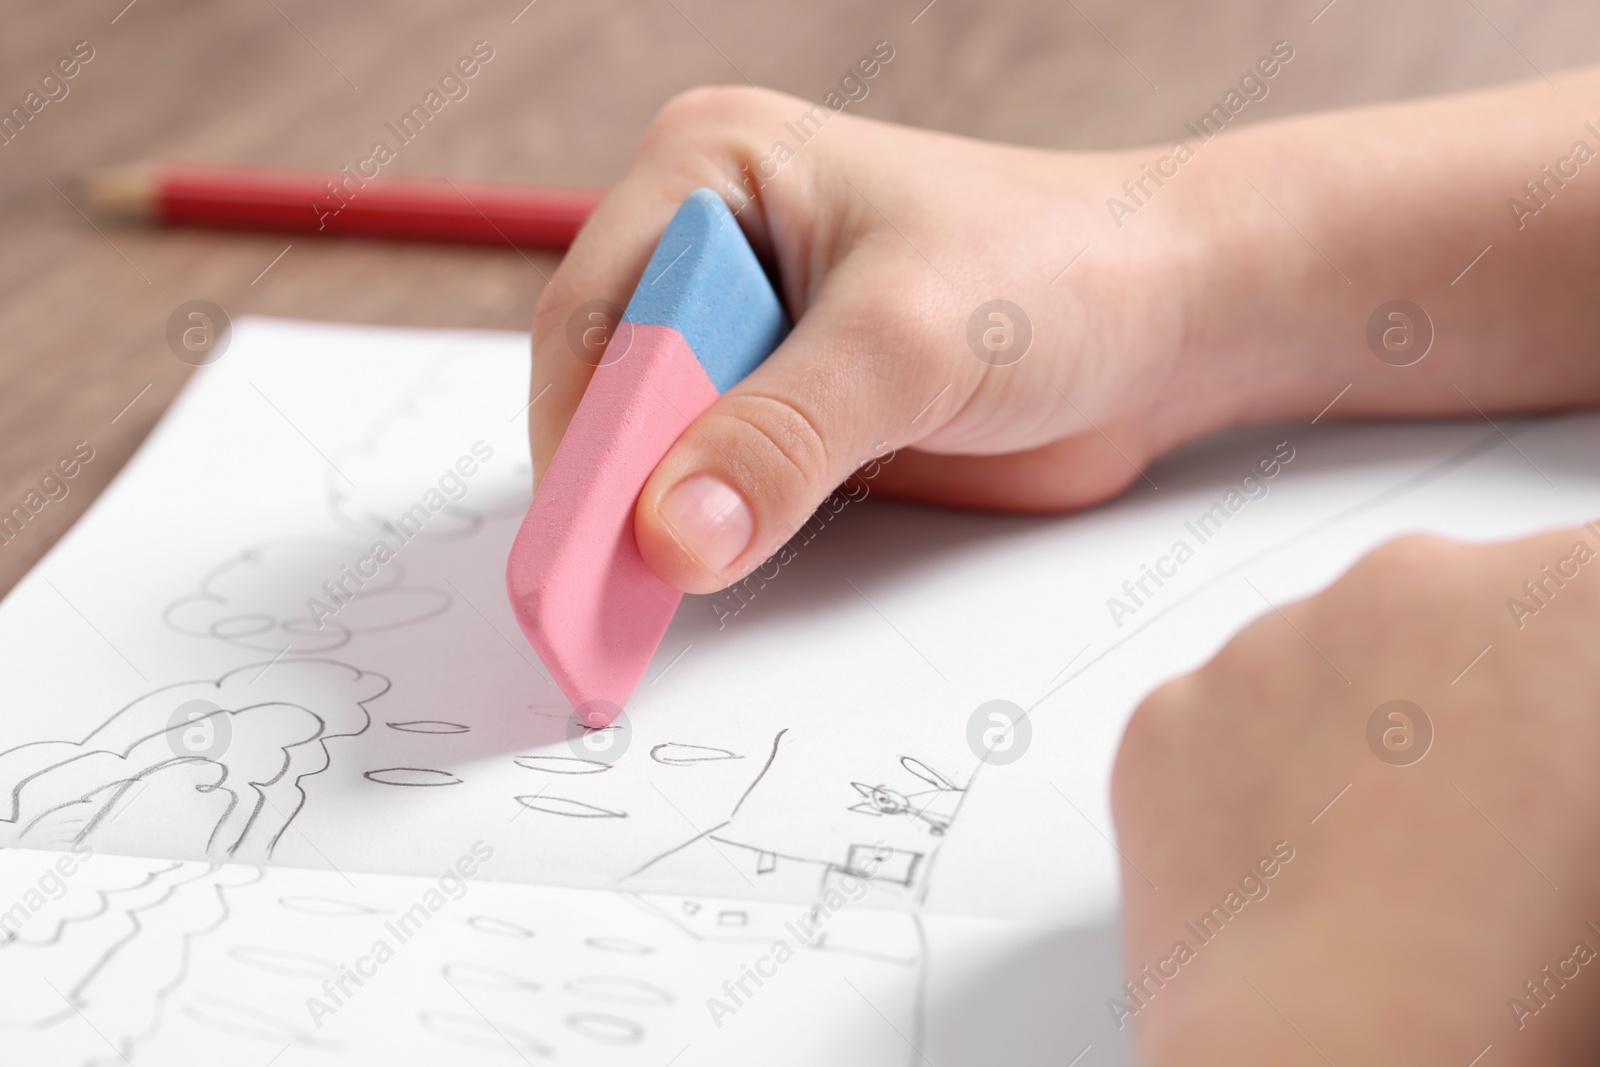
[163,539,451,655]
[0,659,388,861]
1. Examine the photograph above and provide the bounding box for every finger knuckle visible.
[1308,533,1464,634]
[714,392,833,497]
[644,85,787,146]
[1112,679,1192,806]
[1360,532,1462,578]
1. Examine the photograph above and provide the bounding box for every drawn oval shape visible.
[279,895,386,918]
[184,996,332,1049]
[649,742,743,765]
[443,962,540,991]
[515,795,626,819]
[364,767,462,787]
[584,936,654,956]
[209,613,277,639]
[567,1011,644,1045]
[513,755,610,775]
[466,915,536,938]
[229,946,342,980]
[421,1010,553,1057]
[387,720,471,735]
[565,976,674,1005]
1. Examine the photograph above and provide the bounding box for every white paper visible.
[1,317,1596,1064]
[1,844,1098,1066]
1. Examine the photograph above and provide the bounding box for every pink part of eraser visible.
[505,324,719,726]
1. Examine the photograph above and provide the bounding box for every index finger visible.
[527,89,784,485]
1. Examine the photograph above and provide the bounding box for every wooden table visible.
[3,0,1596,596]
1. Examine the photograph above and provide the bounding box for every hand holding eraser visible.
[506,189,790,726]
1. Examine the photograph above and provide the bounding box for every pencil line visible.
[652,784,756,888]
[1032,425,1511,717]
[1047,640,1092,686]
[259,793,357,889]
[1451,382,1556,488]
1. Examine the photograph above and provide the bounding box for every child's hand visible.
[531,71,1600,596]
[529,86,1206,593]
[1112,529,1600,1065]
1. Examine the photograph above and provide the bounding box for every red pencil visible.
[82,161,604,251]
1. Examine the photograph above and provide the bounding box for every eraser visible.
[506,189,789,726]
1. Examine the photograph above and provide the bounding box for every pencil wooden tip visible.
[80,163,157,221]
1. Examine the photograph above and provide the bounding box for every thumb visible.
[634,261,967,594]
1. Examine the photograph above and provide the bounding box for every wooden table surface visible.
[3,0,1596,597]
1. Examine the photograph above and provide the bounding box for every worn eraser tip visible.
[506,189,789,726]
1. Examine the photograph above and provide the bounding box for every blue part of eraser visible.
[620,188,790,394]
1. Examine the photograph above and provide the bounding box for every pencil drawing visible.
[565,975,675,1004]
[363,767,462,787]
[513,754,611,774]
[465,915,536,938]
[0,659,387,860]
[163,539,452,655]
[419,1009,554,1057]
[515,795,627,819]
[387,720,470,734]
[568,1011,645,1045]
[649,742,744,766]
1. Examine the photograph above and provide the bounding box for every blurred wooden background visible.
[2,0,1597,596]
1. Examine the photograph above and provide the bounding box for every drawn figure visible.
[625,732,973,904]
[0,659,387,860]
[847,757,966,836]
[164,540,451,655]
[0,856,261,1064]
